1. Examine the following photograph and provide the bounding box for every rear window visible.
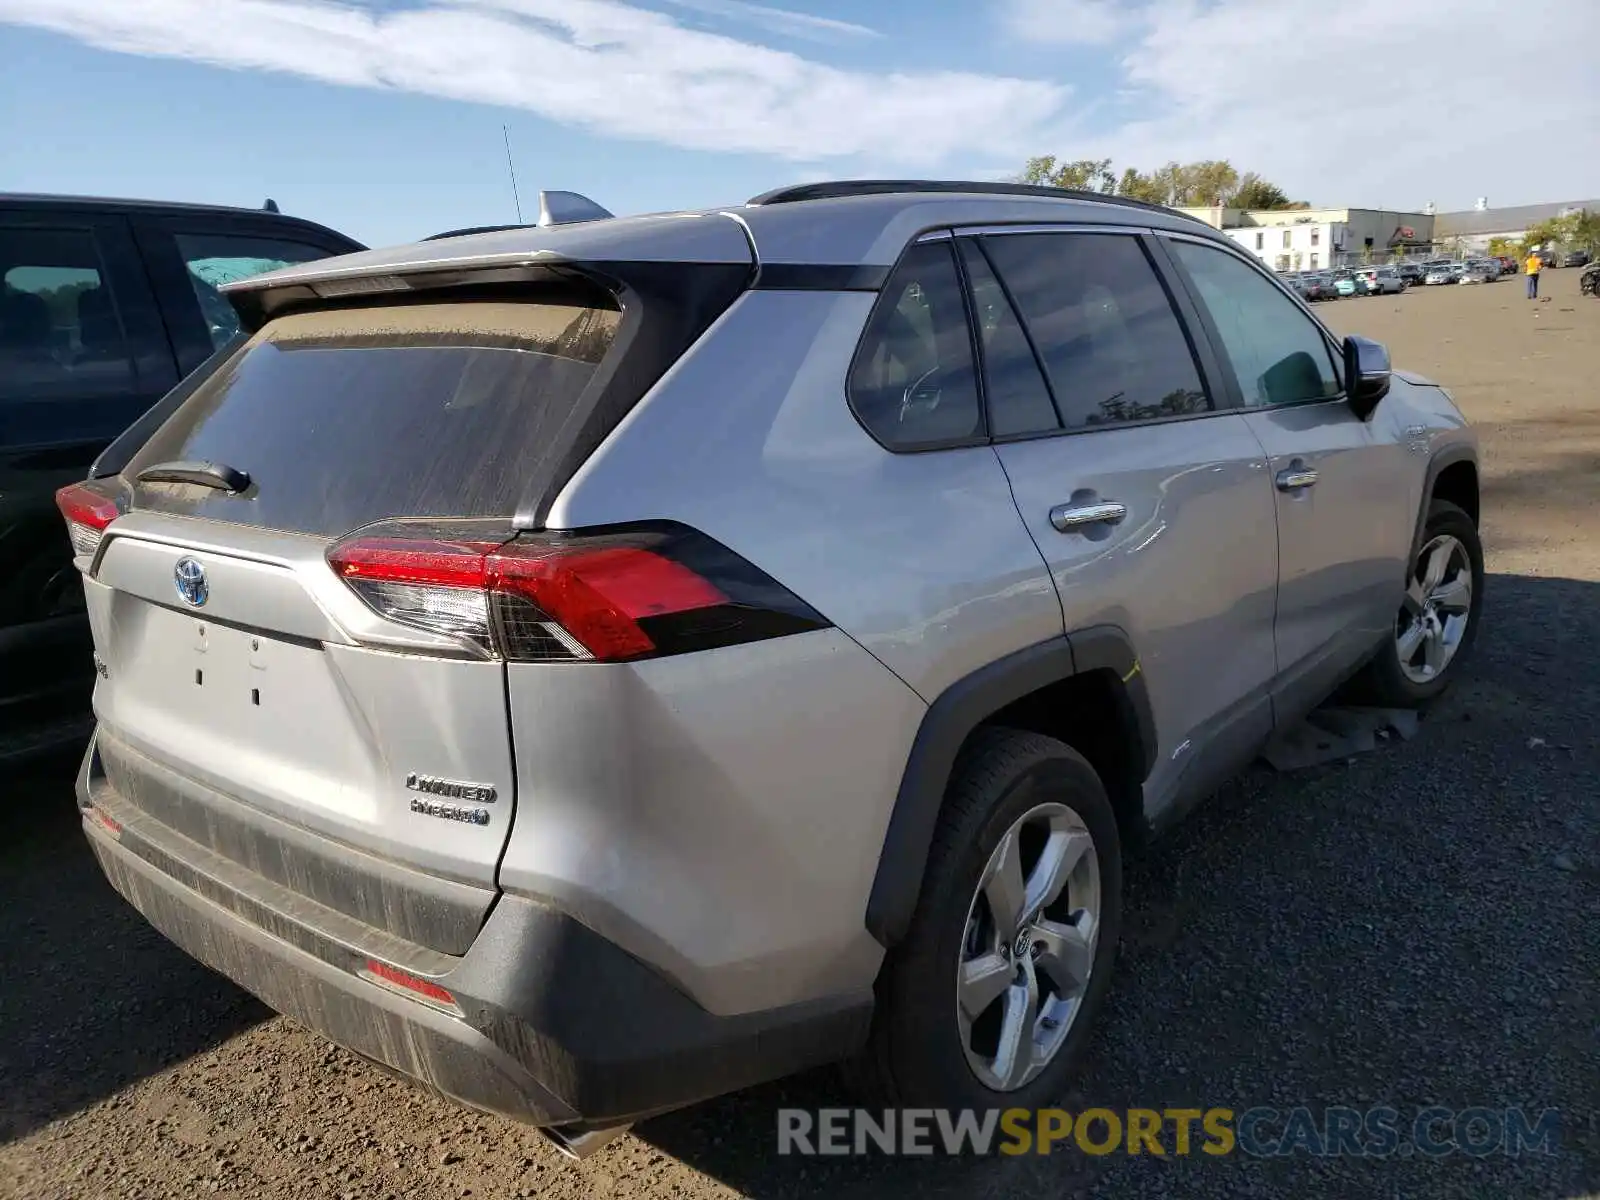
[124,300,621,537]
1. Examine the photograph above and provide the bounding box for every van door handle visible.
[1275,465,1319,492]
[1049,500,1127,532]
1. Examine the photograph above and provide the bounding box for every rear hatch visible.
[71,270,742,955]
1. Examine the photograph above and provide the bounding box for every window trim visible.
[962,228,1230,445]
[1155,230,1348,410]
[959,236,1064,434]
[844,236,991,455]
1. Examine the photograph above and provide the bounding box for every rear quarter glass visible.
[121,301,621,538]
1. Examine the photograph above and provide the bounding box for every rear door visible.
[0,209,177,711]
[962,227,1281,815]
[84,295,625,906]
[1159,234,1412,721]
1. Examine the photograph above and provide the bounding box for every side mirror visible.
[1343,334,1390,419]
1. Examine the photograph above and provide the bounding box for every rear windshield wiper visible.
[135,460,252,493]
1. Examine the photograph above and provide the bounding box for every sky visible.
[1,0,1597,249]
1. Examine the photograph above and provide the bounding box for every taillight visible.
[55,482,122,558]
[327,520,830,663]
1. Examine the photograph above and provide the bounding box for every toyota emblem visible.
[174,557,209,608]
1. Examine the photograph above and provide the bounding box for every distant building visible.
[1175,206,1434,271]
[1432,199,1600,253]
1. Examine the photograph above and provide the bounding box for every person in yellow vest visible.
[1526,250,1543,300]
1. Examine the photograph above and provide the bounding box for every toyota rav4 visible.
[61,181,1482,1158]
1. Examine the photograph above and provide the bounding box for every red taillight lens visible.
[55,482,122,557]
[360,959,459,1013]
[488,542,728,661]
[327,521,828,663]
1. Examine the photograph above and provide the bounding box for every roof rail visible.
[746,179,1201,223]
[537,190,614,228]
[421,223,533,241]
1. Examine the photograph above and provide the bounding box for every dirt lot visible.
[3,270,1597,1200]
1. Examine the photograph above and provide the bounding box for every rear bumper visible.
[78,735,871,1127]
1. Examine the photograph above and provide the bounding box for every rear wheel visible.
[852,729,1122,1108]
[1348,499,1483,706]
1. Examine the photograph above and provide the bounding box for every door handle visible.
[1049,500,1127,532]
[1275,466,1319,492]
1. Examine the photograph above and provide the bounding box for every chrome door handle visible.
[1275,467,1319,492]
[1049,500,1127,532]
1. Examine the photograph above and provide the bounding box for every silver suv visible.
[60,181,1482,1156]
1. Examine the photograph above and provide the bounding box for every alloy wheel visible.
[1396,533,1473,685]
[956,801,1100,1092]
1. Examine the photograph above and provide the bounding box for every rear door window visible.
[125,300,621,537]
[175,232,343,351]
[979,232,1212,429]
[0,226,135,409]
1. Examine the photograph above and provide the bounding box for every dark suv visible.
[1,194,362,757]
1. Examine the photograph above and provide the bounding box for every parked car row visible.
[1285,250,1594,295]
[1285,266,1410,301]
[1414,258,1511,286]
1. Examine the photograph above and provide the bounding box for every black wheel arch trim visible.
[864,626,1156,948]
[1412,445,1479,563]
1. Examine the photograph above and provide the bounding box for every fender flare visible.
[863,626,1156,948]
[1411,445,1478,564]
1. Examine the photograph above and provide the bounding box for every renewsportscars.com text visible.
[776,1106,1560,1158]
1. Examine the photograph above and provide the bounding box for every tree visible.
[1232,174,1293,210]
[1019,156,1115,193]
[1558,208,1600,253]
[1018,155,1302,210]
[1176,160,1240,207]
[1521,217,1563,251]
[1116,167,1168,204]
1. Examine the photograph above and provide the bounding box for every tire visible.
[850,728,1123,1109]
[1347,499,1484,706]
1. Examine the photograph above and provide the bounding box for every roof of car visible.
[0,192,363,247]
[224,181,1224,296]
[2,192,272,215]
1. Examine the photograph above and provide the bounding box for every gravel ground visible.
[3,269,1597,1200]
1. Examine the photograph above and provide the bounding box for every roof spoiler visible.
[537,190,614,228]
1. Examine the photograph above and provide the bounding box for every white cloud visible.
[0,0,1064,164]
[1027,0,1600,209]
[1003,0,1135,46]
[652,0,879,42]
[7,0,1594,209]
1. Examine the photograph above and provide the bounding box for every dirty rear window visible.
[124,300,622,537]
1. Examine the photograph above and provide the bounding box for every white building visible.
[1223,219,1339,272]
[1177,206,1434,270]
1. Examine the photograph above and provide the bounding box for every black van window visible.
[0,227,134,408]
